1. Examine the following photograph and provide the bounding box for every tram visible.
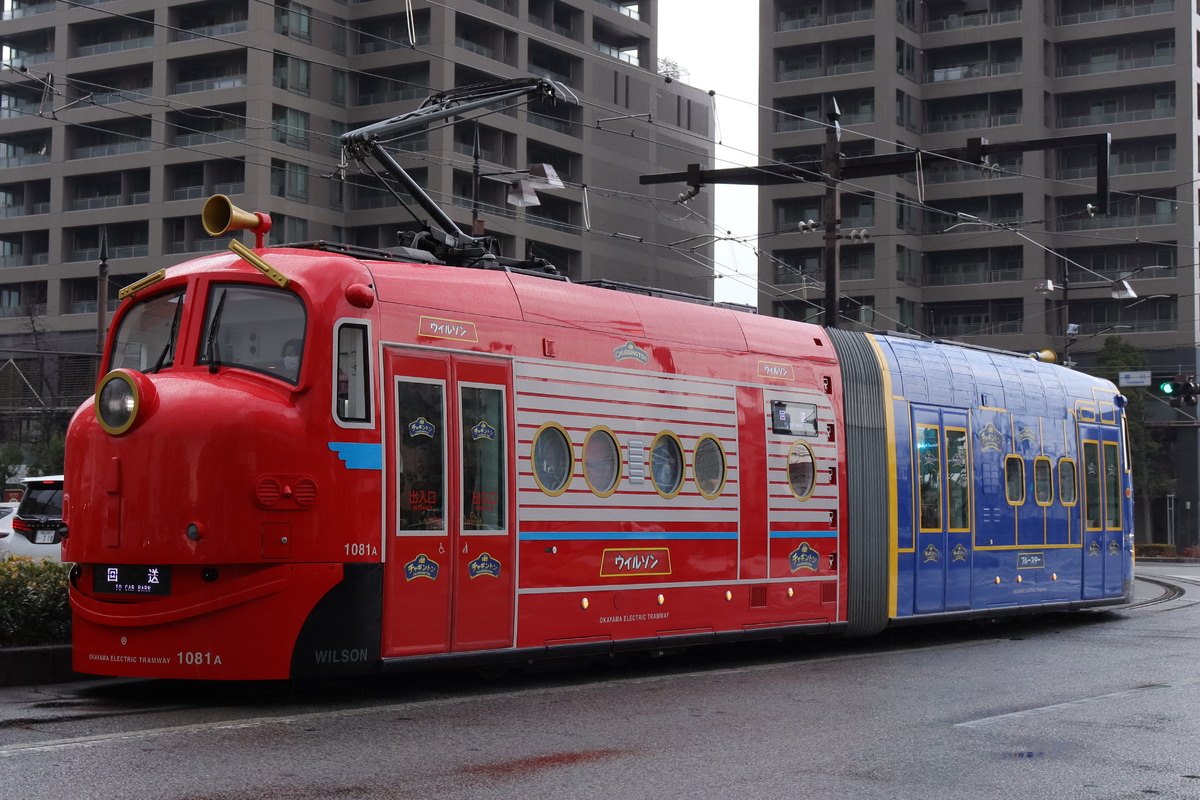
[62,81,1133,680]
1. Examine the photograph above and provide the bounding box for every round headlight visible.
[95,371,146,435]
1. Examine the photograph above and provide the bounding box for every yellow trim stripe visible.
[864,334,900,619]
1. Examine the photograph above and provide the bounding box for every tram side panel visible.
[869,334,1131,624]
[510,355,846,648]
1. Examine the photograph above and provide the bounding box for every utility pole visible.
[642,131,1111,330]
[821,98,841,327]
[96,225,108,358]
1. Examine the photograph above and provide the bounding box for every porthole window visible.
[693,435,726,499]
[583,427,621,497]
[532,423,573,496]
[650,431,684,498]
[787,441,817,500]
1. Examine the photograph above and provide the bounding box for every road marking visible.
[957,677,1200,728]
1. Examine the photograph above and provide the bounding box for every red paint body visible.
[66,246,848,680]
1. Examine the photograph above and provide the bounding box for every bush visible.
[1136,543,1178,559]
[0,557,71,646]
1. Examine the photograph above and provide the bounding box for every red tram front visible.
[64,215,851,680]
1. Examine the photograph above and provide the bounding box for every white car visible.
[0,501,19,556]
[0,475,64,562]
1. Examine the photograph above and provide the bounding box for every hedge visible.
[1136,543,1177,559]
[0,557,71,647]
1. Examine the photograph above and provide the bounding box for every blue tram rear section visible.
[829,330,1134,635]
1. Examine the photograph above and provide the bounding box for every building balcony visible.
[174,22,248,41]
[924,265,1022,287]
[69,192,149,211]
[1058,158,1173,180]
[779,60,873,82]
[777,8,873,31]
[173,129,246,147]
[1056,0,1173,26]
[925,60,1020,83]
[71,140,151,160]
[354,86,428,106]
[1058,106,1172,128]
[70,245,148,262]
[92,88,154,106]
[1056,54,1172,78]
[1059,211,1174,231]
[0,2,53,20]
[0,303,46,318]
[76,37,153,58]
[173,75,247,94]
[924,8,1020,33]
[924,112,1020,134]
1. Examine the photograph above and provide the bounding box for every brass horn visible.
[1028,349,1058,363]
[202,194,272,248]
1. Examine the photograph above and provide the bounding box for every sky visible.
[656,1,760,306]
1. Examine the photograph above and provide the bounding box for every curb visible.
[0,645,82,688]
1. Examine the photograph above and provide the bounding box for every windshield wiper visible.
[148,295,185,374]
[205,289,227,374]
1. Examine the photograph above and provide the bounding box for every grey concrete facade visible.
[757,0,1200,546]
[0,0,714,414]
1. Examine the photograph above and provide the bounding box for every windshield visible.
[108,287,186,373]
[198,283,307,383]
[18,485,63,518]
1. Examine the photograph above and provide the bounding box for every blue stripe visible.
[328,442,383,470]
[520,531,738,541]
[770,530,839,539]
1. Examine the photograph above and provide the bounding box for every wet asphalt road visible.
[1,564,1199,800]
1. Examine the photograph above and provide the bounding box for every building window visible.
[272,106,309,149]
[270,160,309,201]
[274,0,312,41]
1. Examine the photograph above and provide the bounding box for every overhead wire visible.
[7,0,1194,327]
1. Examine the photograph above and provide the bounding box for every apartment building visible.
[0,0,714,417]
[759,0,1198,543]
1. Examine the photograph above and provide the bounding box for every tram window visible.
[946,429,969,530]
[1059,458,1078,506]
[1103,441,1121,530]
[787,440,817,501]
[198,284,307,384]
[771,400,818,436]
[396,381,445,531]
[1004,456,1025,505]
[583,427,621,497]
[1034,457,1053,505]
[650,432,685,498]
[335,322,371,425]
[917,425,941,530]
[693,435,727,499]
[461,387,505,530]
[532,423,573,496]
[1083,441,1101,529]
[109,287,186,373]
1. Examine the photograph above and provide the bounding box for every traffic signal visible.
[1160,374,1199,407]
[1185,375,1199,406]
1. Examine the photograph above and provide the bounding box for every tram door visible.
[1079,419,1123,600]
[381,350,515,657]
[912,407,973,614]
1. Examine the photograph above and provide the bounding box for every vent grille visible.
[750,585,768,608]
[256,477,282,507]
[821,581,837,604]
[294,478,317,507]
